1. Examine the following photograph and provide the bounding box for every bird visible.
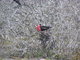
[36,24,52,31]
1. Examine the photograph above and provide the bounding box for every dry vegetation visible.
[0,0,80,60]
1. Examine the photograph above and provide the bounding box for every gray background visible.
[0,0,80,60]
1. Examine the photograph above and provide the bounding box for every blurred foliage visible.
[24,49,44,58]
[0,21,4,26]
[72,51,80,60]
[0,57,3,60]
[24,48,54,58]
[46,58,51,60]
[32,50,44,58]
[0,35,13,45]
[54,54,62,60]
[53,54,70,60]
[19,37,29,41]
[3,40,13,45]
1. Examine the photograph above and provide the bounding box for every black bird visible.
[13,0,21,5]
